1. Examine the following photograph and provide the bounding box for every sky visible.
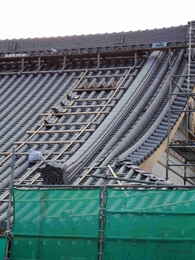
[0,0,194,40]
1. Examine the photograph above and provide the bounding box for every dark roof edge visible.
[0,25,188,54]
[0,24,187,42]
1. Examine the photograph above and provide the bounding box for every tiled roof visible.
[0,23,193,222]
[0,50,188,191]
[0,25,187,53]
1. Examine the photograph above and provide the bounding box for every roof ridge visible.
[0,24,187,42]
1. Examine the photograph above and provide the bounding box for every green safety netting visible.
[104,188,195,260]
[11,188,195,260]
[11,189,100,260]
[0,237,7,259]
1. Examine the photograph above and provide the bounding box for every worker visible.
[60,101,66,107]
[51,107,62,118]
[67,94,72,101]
[43,119,52,130]
[67,94,79,101]
[0,221,6,235]
[28,148,43,167]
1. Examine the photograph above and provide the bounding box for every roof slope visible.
[65,50,190,185]
[0,23,193,221]
[0,73,73,151]
[0,50,189,189]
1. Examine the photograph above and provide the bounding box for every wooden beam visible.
[73,97,118,102]
[39,122,98,127]
[0,151,72,156]
[27,129,95,134]
[63,104,113,109]
[0,44,187,63]
[15,140,83,145]
[73,87,125,92]
[72,74,123,79]
[41,111,109,116]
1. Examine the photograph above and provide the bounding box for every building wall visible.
[152,127,195,185]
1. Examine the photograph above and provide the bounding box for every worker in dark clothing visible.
[51,107,59,114]
[67,94,72,101]
[43,119,52,130]
[60,101,66,108]
[0,221,6,235]
[51,107,62,118]
[38,163,68,185]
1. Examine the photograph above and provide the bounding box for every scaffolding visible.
[166,20,195,184]
[0,147,15,260]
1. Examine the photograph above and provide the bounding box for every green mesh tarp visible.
[0,237,6,259]
[104,188,195,260]
[11,189,100,260]
[11,188,195,260]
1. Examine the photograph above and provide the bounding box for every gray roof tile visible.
[0,25,187,53]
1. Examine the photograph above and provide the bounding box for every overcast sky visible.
[0,0,194,39]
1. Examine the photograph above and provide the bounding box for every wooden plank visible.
[15,140,84,145]
[73,74,123,79]
[38,122,98,127]
[74,98,118,102]
[41,111,109,116]
[63,104,113,108]
[27,129,95,134]
[0,151,72,156]
[73,87,125,92]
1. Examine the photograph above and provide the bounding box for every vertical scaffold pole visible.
[98,186,107,260]
[188,21,192,92]
[5,146,15,259]
[187,22,192,142]
[7,146,15,233]
[166,77,172,180]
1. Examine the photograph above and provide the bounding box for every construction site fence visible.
[0,236,7,259]
[10,187,195,260]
